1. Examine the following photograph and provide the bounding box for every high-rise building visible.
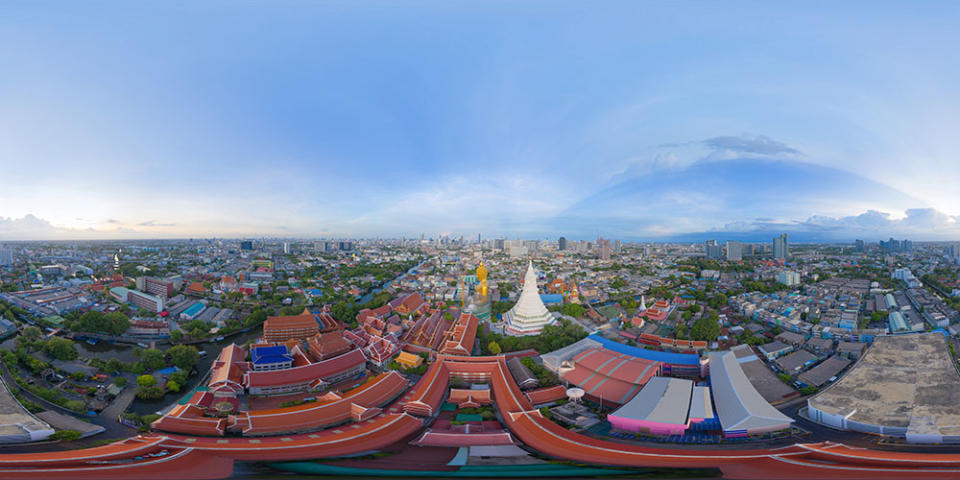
[855,239,865,252]
[283,242,290,254]
[558,237,567,251]
[597,237,611,260]
[773,233,790,260]
[704,240,722,260]
[726,241,743,261]
[0,246,13,266]
[495,239,505,251]
[613,239,622,254]
[240,240,254,251]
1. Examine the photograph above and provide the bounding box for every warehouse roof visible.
[709,351,794,433]
[609,377,692,426]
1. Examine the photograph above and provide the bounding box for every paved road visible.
[99,386,136,421]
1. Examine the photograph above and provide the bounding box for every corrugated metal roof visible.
[709,351,793,432]
[609,376,692,425]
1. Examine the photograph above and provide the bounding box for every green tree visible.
[167,345,199,370]
[113,376,127,387]
[169,370,189,387]
[43,337,79,361]
[140,349,166,371]
[22,325,42,340]
[166,380,181,393]
[106,358,125,373]
[136,386,165,400]
[488,341,502,355]
[137,374,157,387]
[169,329,184,343]
[561,303,586,318]
[690,313,721,342]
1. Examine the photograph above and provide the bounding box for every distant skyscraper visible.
[704,240,722,260]
[726,241,742,261]
[0,246,12,266]
[880,237,910,253]
[597,237,611,260]
[613,239,622,254]
[495,239,505,251]
[558,237,567,251]
[240,240,253,251]
[855,239,865,252]
[773,233,790,260]
[283,242,290,254]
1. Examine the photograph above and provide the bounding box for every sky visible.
[1,1,959,241]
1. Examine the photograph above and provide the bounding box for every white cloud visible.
[713,208,960,240]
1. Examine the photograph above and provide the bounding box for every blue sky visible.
[1,1,959,241]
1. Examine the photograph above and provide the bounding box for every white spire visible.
[503,261,556,336]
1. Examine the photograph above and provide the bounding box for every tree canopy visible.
[690,313,721,341]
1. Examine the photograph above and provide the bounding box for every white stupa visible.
[503,261,556,336]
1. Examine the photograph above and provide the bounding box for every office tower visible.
[558,237,567,251]
[855,239,864,252]
[726,241,743,261]
[773,233,790,260]
[240,240,254,251]
[0,246,12,266]
[495,239,505,251]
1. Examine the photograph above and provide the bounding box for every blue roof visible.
[183,302,205,317]
[587,334,701,366]
[251,345,292,365]
[540,294,563,304]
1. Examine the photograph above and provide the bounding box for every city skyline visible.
[3,2,960,241]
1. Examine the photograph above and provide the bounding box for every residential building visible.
[128,289,165,313]
[0,246,13,266]
[726,241,742,261]
[773,233,790,260]
[777,271,800,287]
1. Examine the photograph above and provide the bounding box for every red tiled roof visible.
[524,385,568,406]
[439,313,479,356]
[208,344,247,395]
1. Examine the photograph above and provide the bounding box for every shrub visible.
[50,430,82,442]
